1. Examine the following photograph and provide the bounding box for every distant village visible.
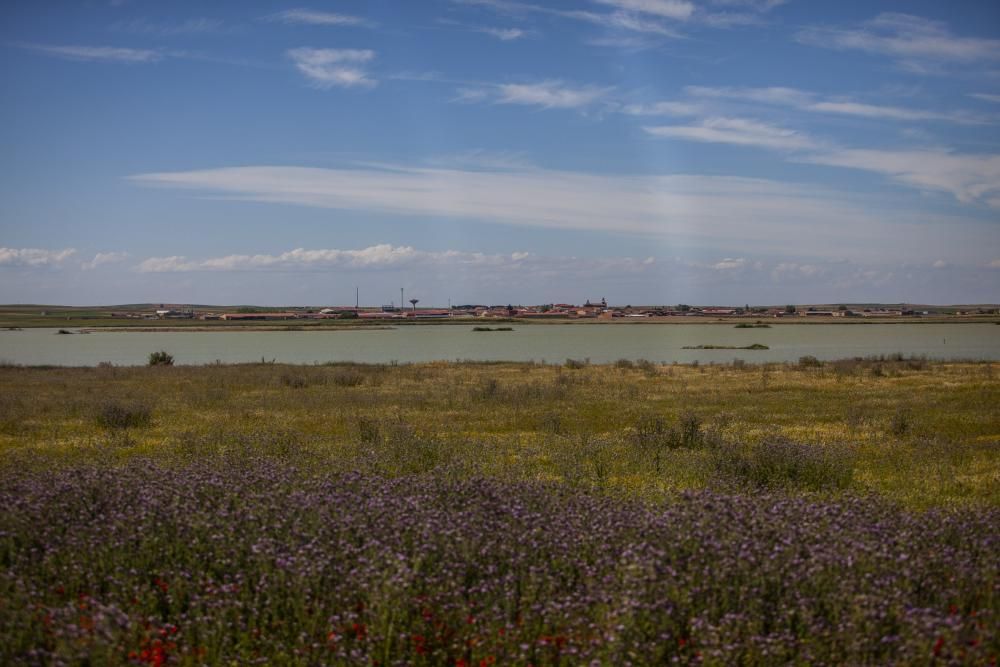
[112,300,966,322]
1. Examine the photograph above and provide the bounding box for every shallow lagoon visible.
[1,323,997,366]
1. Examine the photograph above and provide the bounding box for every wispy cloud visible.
[591,0,694,21]
[496,81,611,108]
[82,252,129,271]
[971,93,1000,104]
[287,48,377,88]
[620,100,702,116]
[797,13,1000,70]
[127,163,992,261]
[16,43,164,63]
[456,80,612,109]
[800,149,1000,209]
[687,85,989,125]
[476,26,527,40]
[644,117,819,151]
[134,245,656,280]
[806,100,987,124]
[268,9,369,27]
[452,0,683,38]
[642,108,1000,207]
[709,0,787,10]
[687,85,813,106]
[0,248,76,267]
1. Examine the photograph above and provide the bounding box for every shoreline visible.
[2,316,998,332]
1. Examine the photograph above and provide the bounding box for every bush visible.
[614,358,634,369]
[330,370,365,387]
[281,374,308,389]
[475,377,501,399]
[538,412,565,435]
[564,358,588,370]
[677,410,703,448]
[635,359,658,375]
[798,355,822,368]
[147,350,174,366]
[713,437,854,491]
[95,400,152,430]
[890,406,913,437]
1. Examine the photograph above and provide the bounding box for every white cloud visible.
[135,245,657,277]
[0,248,76,267]
[453,0,682,37]
[82,252,129,270]
[456,0,784,36]
[269,9,368,27]
[931,259,948,269]
[135,256,199,273]
[644,117,819,151]
[621,101,701,116]
[710,257,748,270]
[687,85,988,125]
[18,44,163,63]
[801,148,1000,208]
[496,81,611,108]
[709,0,786,10]
[287,48,376,88]
[805,100,986,125]
[586,35,658,49]
[128,163,995,262]
[644,90,1000,207]
[971,93,1000,104]
[591,0,694,20]
[988,259,1000,269]
[452,88,491,103]
[797,13,1000,68]
[477,27,526,40]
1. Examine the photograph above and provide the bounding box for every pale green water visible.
[1,324,997,366]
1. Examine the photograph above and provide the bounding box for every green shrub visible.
[890,406,913,437]
[798,355,822,368]
[147,350,174,366]
[713,438,854,491]
[677,410,703,448]
[95,400,152,430]
[281,374,308,389]
[330,370,365,387]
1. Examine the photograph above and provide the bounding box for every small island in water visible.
[683,343,770,350]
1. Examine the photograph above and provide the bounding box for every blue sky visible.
[1,0,999,306]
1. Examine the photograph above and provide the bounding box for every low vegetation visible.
[147,350,174,366]
[0,358,996,663]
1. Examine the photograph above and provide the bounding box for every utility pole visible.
[355,286,359,309]
[400,288,404,313]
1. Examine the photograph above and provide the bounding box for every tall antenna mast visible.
[355,286,359,309]
[400,287,404,312]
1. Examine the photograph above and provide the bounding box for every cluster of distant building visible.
[102,301,975,322]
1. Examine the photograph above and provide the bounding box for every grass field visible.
[0,359,997,664]
[1,358,997,507]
